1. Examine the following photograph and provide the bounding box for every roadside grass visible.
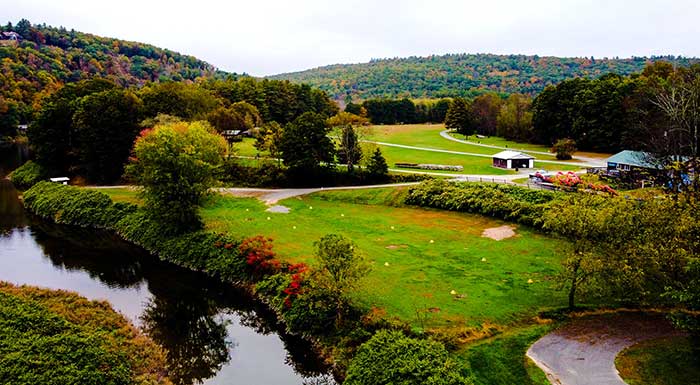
[200,187,568,328]
[616,335,700,385]
[458,324,554,385]
[378,144,581,174]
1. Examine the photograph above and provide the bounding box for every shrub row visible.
[404,180,561,228]
[8,160,46,190]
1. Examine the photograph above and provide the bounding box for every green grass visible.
[365,124,555,158]
[378,144,581,174]
[200,187,568,328]
[616,336,700,385]
[231,138,263,158]
[231,126,581,176]
[91,187,142,204]
[458,324,553,385]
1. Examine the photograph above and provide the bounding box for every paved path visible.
[527,313,683,385]
[438,130,608,167]
[361,139,598,168]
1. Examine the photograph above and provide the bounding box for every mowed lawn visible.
[377,144,580,174]
[201,188,569,328]
[365,124,555,158]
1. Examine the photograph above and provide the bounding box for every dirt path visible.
[527,313,683,385]
[438,130,608,167]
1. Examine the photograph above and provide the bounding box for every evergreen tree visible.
[444,97,472,135]
[366,148,388,180]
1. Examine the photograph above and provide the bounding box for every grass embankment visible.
[616,336,700,385]
[0,282,171,385]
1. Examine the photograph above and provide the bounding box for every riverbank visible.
[0,281,171,385]
[21,181,346,379]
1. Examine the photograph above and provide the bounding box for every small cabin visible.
[492,151,535,169]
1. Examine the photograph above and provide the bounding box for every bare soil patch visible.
[481,225,516,240]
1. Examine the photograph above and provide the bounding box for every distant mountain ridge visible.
[268,53,700,100]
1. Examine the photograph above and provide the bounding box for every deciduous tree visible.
[127,121,227,234]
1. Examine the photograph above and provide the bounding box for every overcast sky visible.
[4,0,700,76]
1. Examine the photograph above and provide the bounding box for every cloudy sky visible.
[4,0,699,76]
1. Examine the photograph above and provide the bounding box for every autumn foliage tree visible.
[127,121,227,234]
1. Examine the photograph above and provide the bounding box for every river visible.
[0,144,333,385]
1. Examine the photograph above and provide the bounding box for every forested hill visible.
[269,53,700,100]
[0,19,230,127]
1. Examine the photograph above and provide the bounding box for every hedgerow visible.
[404,180,561,228]
[8,160,46,190]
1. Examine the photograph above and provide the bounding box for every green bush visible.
[345,330,472,385]
[8,161,46,190]
[405,180,560,228]
[23,182,136,228]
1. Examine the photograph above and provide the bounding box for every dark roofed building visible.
[605,151,661,173]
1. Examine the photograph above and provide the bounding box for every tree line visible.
[345,98,451,125]
[27,77,339,184]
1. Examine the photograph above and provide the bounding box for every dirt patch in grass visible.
[386,244,408,249]
[482,225,517,240]
[266,205,291,213]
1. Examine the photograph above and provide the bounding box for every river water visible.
[0,144,333,385]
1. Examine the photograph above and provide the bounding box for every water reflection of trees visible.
[0,179,27,233]
[22,216,333,384]
[141,296,232,385]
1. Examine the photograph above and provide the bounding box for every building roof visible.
[492,150,535,160]
[606,150,662,169]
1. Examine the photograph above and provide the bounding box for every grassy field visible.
[365,124,552,156]
[616,336,699,385]
[378,144,581,174]
[199,187,568,328]
[233,134,580,176]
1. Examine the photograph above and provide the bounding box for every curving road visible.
[438,130,608,167]
[527,313,684,385]
[361,138,600,168]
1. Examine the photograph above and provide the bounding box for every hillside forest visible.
[270,53,700,100]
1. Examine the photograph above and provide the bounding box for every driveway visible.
[527,312,683,385]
